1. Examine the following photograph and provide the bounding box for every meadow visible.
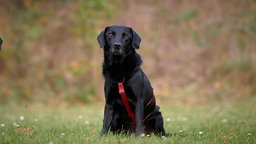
[1,99,255,144]
[0,1,255,143]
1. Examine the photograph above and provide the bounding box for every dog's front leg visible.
[102,104,114,135]
[102,82,114,136]
[130,76,145,137]
[135,97,145,137]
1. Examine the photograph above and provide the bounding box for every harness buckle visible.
[118,82,125,94]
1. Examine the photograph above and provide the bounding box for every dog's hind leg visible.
[153,106,166,136]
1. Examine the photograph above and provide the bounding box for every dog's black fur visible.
[97,25,166,137]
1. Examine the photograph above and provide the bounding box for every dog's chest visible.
[111,85,136,110]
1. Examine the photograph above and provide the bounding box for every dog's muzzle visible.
[112,50,122,56]
[112,43,123,55]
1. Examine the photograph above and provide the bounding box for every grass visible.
[0,99,255,144]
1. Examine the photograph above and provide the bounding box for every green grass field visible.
[0,99,255,144]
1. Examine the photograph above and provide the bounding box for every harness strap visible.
[118,82,136,124]
[143,112,152,123]
[145,98,153,108]
[118,82,153,124]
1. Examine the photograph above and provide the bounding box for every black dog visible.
[97,25,166,137]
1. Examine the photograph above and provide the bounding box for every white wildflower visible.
[13,122,20,127]
[61,133,65,136]
[161,136,167,139]
[13,122,16,126]
[19,116,25,121]
[78,115,83,119]
[84,121,89,125]
[222,118,228,123]
[166,118,171,122]
[199,131,203,135]
[182,117,187,121]
[0,124,5,127]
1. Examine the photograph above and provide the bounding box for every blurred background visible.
[0,0,255,107]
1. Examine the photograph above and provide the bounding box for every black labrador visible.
[97,25,166,137]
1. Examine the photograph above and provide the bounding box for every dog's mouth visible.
[109,51,125,65]
[112,50,122,56]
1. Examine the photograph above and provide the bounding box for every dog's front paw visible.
[101,129,108,136]
[139,133,145,137]
[136,133,145,138]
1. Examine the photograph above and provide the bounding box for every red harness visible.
[118,82,153,124]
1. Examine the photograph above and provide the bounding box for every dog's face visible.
[97,25,141,64]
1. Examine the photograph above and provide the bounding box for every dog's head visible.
[97,25,141,64]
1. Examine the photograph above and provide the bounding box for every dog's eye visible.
[123,34,129,40]
[107,33,114,38]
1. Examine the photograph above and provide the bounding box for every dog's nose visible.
[114,43,121,49]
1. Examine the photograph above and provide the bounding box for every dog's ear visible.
[97,31,105,48]
[97,27,109,48]
[131,29,141,49]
